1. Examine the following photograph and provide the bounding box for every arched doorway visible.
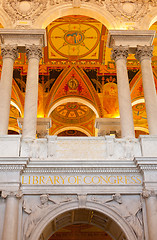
[40,209,126,240]
[26,200,137,240]
[48,223,112,240]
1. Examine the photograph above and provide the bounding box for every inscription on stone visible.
[21,174,142,185]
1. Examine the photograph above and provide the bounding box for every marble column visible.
[22,44,42,139]
[112,46,135,138]
[2,191,22,240]
[142,190,157,240]
[0,44,18,135]
[136,46,157,135]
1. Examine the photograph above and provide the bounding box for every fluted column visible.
[142,189,157,240]
[22,44,42,138]
[112,46,135,138]
[2,190,22,240]
[136,46,157,135]
[0,44,18,135]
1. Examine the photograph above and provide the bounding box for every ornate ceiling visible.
[48,224,112,240]
[50,102,96,136]
[3,15,157,136]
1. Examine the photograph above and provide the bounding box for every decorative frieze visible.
[105,0,157,22]
[3,0,47,23]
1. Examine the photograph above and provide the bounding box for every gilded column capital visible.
[26,44,42,61]
[1,190,23,199]
[135,45,153,62]
[111,45,128,62]
[1,44,18,60]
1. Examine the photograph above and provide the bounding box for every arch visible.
[8,127,20,134]
[134,126,149,134]
[132,98,145,107]
[54,126,91,136]
[28,200,137,240]
[11,100,22,116]
[48,97,99,118]
[142,8,157,29]
[34,4,118,30]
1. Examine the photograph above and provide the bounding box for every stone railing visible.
[0,135,157,160]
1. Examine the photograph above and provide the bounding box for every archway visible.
[27,200,137,240]
[55,127,91,136]
[34,4,117,30]
[48,98,99,118]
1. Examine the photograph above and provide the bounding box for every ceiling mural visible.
[45,65,103,118]
[3,16,157,136]
[58,130,87,137]
[46,15,106,62]
[9,105,21,133]
[133,103,148,128]
[51,102,95,124]
[50,102,96,136]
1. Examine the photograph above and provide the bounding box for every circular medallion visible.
[67,78,79,90]
[66,102,79,110]
[64,31,84,45]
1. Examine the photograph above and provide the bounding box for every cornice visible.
[23,159,140,174]
[134,157,157,171]
[0,157,29,172]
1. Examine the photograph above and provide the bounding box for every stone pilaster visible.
[1,190,23,240]
[112,45,135,138]
[135,157,157,240]
[0,44,18,135]
[135,45,157,135]
[22,44,42,139]
[142,189,157,240]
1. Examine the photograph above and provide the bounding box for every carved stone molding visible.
[26,44,42,60]
[23,166,140,173]
[105,0,157,22]
[1,189,23,199]
[1,44,18,60]
[3,0,47,23]
[90,194,144,239]
[111,45,128,62]
[135,45,153,62]
[134,157,157,171]
[0,157,29,172]
[50,0,73,5]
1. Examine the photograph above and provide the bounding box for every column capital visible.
[111,45,128,62]
[135,45,153,62]
[1,190,23,199]
[142,189,156,199]
[26,44,42,61]
[1,44,18,60]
